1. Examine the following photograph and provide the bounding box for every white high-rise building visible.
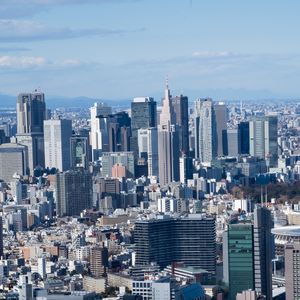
[194,98,217,163]
[138,127,158,177]
[38,257,46,279]
[158,82,180,186]
[44,119,72,171]
[90,103,112,161]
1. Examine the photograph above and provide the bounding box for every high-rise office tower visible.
[249,116,278,167]
[16,91,46,173]
[44,119,72,171]
[90,103,112,161]
[55,170,92,217]
[98,111,131,153]
[171,95,189,155]
[137,128,158,177]
[238,121,250,155]
[223,223,254,300]
[158,83,180,186]
[285,243,300,300]
[90,246,108,277]
[253,206,273,300]
[224,128,239,157]
[134,215,216,274]
[0,143,29,182]
[17,92,46,134]
[70,136,90,169]
[194,99,217,163]
[214,102,227,156]
[223,206,273,300]
[101,151,135,178]
[131,97,157,159]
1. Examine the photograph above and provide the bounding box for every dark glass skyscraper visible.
[17,91,46,134]
[223,206,273,300]
[171,95,189,155]
[238,121,250,155]
[98,111,131,153]
[134,215,216,275]
[16,91,46,173]
[131,97,157,158]
[224,223,254,300]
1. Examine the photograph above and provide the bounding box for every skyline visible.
[1,1,300,99]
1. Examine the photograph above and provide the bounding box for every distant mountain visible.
[0,88,298,109]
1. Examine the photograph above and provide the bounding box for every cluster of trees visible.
[233,181,300,203]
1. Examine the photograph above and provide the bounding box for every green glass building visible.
[225,223,254,300]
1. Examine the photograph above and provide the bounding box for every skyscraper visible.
[194,99,217,163]
[17,92,46,134]
[44,119,73,171]
[101,151,135,178]
[225,128,239,157]
[99,111,131,153]
[214,102,227,156]
[134,215,216,274]
[90,103,112,161]
[16,91,46,173]
[253,206,273,300]
[158,83,180,186]
[171,95,189,154]
[70,135,90,169]
[55,170,92,217]
[249,116,278,167]
[223,223,254,300]
[223,206,273,300]
[238,121,250,155]
[137,128,158,177]
[131,97,157,158]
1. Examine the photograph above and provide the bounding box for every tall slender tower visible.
[90,103,112,161]
[214,102,227,156]
[158,81,180,186]
[253,206,273,300]
[194,98,217,163]
[16,91,46,173]
[171,94,189,155]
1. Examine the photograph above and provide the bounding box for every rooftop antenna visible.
[165,75,169,89]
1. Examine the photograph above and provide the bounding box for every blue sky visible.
[1,0,300,100]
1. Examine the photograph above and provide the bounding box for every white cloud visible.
[192,51,234,58]
[0,56,46,69]
[0,19,126,42]
[0,55,90,71]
